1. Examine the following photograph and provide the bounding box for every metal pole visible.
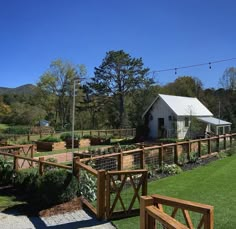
[72,79,79,173]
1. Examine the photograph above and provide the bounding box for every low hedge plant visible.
[38,136,61,142]
[0,157,13,185]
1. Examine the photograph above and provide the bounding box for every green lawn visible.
[113,154,236,229]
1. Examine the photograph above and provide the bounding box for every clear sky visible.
[0,0,236,89]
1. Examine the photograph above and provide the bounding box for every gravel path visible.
[0,209,116,229]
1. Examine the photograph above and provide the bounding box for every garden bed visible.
[36,141,66,151]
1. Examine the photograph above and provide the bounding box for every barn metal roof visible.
[197,117,231,126]
[142,94,213,117]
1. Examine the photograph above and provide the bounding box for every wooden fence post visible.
[140,196,154,229]
[97,170,106,220]
[142,171,148,196]
[106,172,111,219]
[230,133,233,147]
[117,152,123,171]
[208,138,211,155]
[217,135,220,152]
[204,207,214,229]
[159,144,164,167]
[174,142,178,164]
[187,140,191,161]
[30,145,34,167]
[224,134,227,150]
[13,152,19,171]
[27,133,30,142]
[198,139,201,158]
[39,157,45,175]
[73,156,80,178]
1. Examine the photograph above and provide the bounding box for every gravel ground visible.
[0,209,116,229]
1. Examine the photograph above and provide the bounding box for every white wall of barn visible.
[148,97,176,138]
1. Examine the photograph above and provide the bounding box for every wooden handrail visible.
[152,194,213,214]
[77,162,98,176]
[145,206,189,229]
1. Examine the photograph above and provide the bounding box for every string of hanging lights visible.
[152,57,236,75]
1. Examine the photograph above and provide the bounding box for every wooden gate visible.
[106,169,147,219]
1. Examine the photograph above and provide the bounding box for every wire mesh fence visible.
[78,166,98,210]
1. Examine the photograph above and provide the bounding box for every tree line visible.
[0,50,236,131]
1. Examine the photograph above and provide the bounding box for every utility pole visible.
[72,78,81,174]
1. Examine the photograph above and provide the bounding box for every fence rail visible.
[0,148,72,175]
[1,128,136,143]
[140,194,214,229]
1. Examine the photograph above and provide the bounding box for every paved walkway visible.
[0,209,116,229]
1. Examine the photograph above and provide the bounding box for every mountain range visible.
[0,84,36,95]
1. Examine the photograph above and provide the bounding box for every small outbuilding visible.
[142,94,231,139]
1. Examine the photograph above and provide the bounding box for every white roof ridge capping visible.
[142,94,213,118]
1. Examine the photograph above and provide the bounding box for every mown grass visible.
[113,154,236,229]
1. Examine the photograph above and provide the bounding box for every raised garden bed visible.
[79,138,91,148]
[65,139,79,148]
[36,141,66,151]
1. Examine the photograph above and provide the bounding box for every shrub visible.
[0,157,13,185]
[161,163,182,175]
[178,153,188,165]
[4,126,30,135]
[60,132,80,141]
[39,136,61,142]
[13,168,40,195]
[189,151,199,163]
[39,170,79,207]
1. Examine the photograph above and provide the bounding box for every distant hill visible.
[0,84,37,95]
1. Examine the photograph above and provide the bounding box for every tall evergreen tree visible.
[89,50,153,128]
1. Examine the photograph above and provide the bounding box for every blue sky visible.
[0,0,236,88]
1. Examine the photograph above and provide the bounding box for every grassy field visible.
[113,154,236,229]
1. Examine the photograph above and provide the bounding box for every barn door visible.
[158,118,165,138]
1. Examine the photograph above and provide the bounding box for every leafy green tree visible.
[163,76,203,98]
[37,59,87,129]
[89,50,153,128]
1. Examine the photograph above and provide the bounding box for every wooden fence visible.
[140,194,214,229]
[1,128,136,143]
[79,133,236,173]
[0,145,72,175]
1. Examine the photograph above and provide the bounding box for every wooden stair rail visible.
[140,195,214,229]
[145,205,189,229]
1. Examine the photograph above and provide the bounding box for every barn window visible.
[168,116,172,121]
[185,117,189,127]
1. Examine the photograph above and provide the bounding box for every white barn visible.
[142,94,231,139]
